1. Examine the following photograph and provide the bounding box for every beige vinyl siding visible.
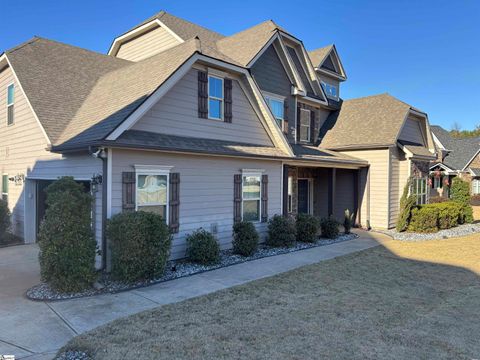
[334,169,355,222]
[132,69,273,146]
[389,147,410,228]
[110,149,283,260]
[116,26,181,62]
[399,118,426,145]
[341,149,390,229]
[0,65,103,252]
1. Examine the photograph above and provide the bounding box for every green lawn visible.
[59,236,480,359]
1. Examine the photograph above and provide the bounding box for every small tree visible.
[38,177,97,293]
[450,177,473,223]
[396,178,417,232]
[0,199,10,240]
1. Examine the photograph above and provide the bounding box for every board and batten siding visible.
[116,26,181,62]
[132,68,273,146]
[399,118,426,146]
[340,149,390,229]
[110,149,283,260]
[0,65,103,252]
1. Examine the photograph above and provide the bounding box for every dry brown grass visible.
[59,235,480,360]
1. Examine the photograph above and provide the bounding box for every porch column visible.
[353,169,360,226]
[282,165,289,216]
[328,168,336,217]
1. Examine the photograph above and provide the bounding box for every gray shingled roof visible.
[319,93,415,149]
[431,125,480,170]
[308,45,333,67]
[291,144,367,164]
[398,140,435,158]
[6,37,131,144]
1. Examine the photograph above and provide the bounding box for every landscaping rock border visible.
[377,222,480,241]
[27,233,357,302]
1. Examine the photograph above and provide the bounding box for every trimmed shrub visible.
[38,177,97,293]
[408,206,439,233]
[296,213,319,243]
[232,221,259,257]
[430,196,449,204]
[320,217,340,239]
[186,228,220,265]
[396,178,418,232]
[266,215,296,247]
[0,199,10,240]
[436,202,462,229]
[343,209,355,234]
[107,211,172,283]
[451,178,474,223]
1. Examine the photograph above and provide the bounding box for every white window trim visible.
[473,179,480,195]
[134,165,173,224]
[263,92,285,130]
[320,81,339,100]
[299,108,311,142]
[411,177,428,205]
[241,172,262,223]
[287,175,293,213]
[208,75,224,121]
[6,83,14,126]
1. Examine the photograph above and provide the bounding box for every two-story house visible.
[0,11,436,268]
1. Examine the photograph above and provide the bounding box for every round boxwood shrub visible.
[186,228,220,265]
[107,211,172,283]
[0,199,10,240]
[436,202,462,229]
[296,213,319,243]
[266,215,296,247]
[232,221,259,256]
[38,177,97,293]
[320,217,340,239]
[451,178,473,223]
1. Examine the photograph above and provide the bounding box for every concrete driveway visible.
[0,231,388,359]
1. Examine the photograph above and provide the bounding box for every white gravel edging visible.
[27,233,358,301]
[377,223,480,241]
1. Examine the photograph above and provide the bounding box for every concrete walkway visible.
[0,230,390,359]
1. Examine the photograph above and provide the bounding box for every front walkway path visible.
[0,230,390,359]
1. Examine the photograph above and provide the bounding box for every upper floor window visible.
[264,94,284,129]
[208,75,223,120]
[1,174,8,203]
[299,108,311,142]
[321,81,338,100]
[7,84,14,126]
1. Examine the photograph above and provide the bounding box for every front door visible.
[298,179,310,214]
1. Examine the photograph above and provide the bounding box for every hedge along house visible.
[430,125,480,197]
[0,11,435,268]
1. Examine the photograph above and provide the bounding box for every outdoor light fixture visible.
[9,174,25,185]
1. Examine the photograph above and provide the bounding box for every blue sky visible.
[1,0,479,130]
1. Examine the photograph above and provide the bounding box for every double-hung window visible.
[299,108,311,142]
[1,174,8,203]
[287,176,293,213]
[473,179,480,195]
[412,177,427,205]
[264,94,284,129]
[208,75,223,120]
[7,84,14,126]
[242,173,261,222]
[135,167,170,223]
[321,81,338,99]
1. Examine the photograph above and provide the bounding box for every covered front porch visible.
[282,163,366,225]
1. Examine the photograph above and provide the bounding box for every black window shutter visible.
[283,100,289,135]
[296,106,301,142]
[224,78,233,123]
[261,174,268,222]
[169,173,180,233]
[234,174,242,223]
[122,172,136,212]
[310,109,316,144]
[198,71,208,118]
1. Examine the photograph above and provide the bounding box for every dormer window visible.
[264,93,284,129]
[321,81,338,100]
[7,84,14,126]
[208,75,223,120]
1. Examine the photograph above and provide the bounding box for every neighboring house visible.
[0,11,436,267]
[430,125,480,196]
